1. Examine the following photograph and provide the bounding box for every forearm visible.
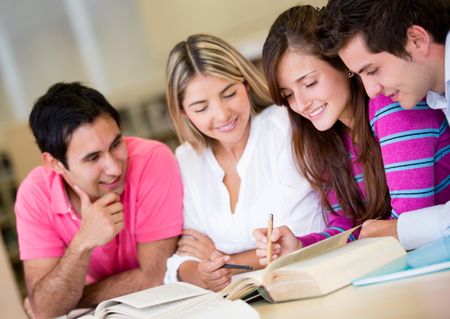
[28,238,92,318]
[229,249,262,272]
[360,219,398,239]
[79,266,165,307]
[81,238,177,306]
[297,213,354,247]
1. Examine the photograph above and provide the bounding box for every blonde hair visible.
[166,34,272,151]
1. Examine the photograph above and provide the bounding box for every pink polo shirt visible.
[15,137,183,284]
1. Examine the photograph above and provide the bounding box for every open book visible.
[77,282,259,319]
[222,228,406,303]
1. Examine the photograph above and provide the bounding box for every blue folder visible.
[353,236,450,286]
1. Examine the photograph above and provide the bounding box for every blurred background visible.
[0,0,325,315]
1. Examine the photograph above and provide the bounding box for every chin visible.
[113,185,125,196]
[398,100,418,110]
[312,122,333,132]
[398,92,426,109]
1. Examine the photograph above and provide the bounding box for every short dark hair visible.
[29,82,120,168]
[319,0,450,58]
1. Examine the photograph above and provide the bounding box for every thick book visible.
[353,236,450,286]
[222,228,406,303]
[76,282,259,319]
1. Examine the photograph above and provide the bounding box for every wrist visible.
[296,239,303,250]
[178,260,197,281]
[390,219,399,239]
[70,232,95,256]
[178,261,206,287]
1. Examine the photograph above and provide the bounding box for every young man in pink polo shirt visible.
[14,82,183,318]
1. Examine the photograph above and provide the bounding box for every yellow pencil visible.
[266,213,274,264]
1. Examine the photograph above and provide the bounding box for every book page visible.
[265,226,360,273]
[97,294,219,319]
[94,282,211,317]
[231,269,264,282]
[223,227,360,302]
[107,282,209,308]
[265,236,406,301]
[176,299,260,319]
[221,271,263,300]
[67,308,95,318]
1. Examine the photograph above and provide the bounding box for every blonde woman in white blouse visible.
[164,34,325,291]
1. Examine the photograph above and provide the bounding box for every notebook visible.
[353,236,450,286]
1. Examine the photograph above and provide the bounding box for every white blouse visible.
[164,105,325,283]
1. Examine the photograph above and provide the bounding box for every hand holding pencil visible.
[253,215,303,266]
[197,251,256,291]
[198,251,233,292]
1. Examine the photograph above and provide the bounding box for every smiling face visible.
[277,49,353,130]
[338,32,436,109]
[51,115,128,203]
[181,74,252,149]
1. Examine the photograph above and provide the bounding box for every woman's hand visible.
[253,225,302,265]
[177,229,218,260]
[198,251,232,292]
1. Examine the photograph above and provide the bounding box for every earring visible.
[347,71,354,78]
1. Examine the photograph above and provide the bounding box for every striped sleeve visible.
[369,95,450,218]
[296,207,355,247]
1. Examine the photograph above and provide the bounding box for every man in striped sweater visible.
[320,0,450,249]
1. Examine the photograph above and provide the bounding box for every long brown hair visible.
[262,5,391,224]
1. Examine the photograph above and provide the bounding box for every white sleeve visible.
[163,193,204,284]
[397,201,450,250]
[165,145,206,284]
[164,253,200,284]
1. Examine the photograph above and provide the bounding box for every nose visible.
[103,153,121,176]
[363,78,383,98]
[291,92,310,114]
[215,101,231,121]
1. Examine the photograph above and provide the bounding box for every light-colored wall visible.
[136,0,326,99]
[0,0,326,146]
[0,235,26,318]
[0,0,326,180]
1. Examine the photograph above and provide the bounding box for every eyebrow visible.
[279,70,315,91]
[295,70,315,82]
[357,63,372,75]
[82,133,122,161]
[187,83,236,108]
[109,133,122,150]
